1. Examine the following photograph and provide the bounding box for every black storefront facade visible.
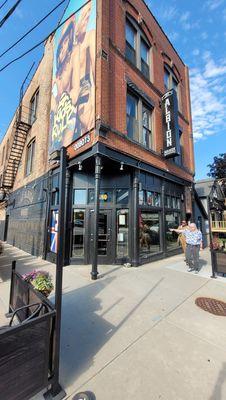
[45,141,191,268]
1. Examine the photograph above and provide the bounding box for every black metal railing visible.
[0,261,56,400]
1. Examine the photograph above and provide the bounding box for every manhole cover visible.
[195,297,226,316]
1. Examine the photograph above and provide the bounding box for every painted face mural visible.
[49,0,96,153]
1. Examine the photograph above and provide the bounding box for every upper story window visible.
[172,130,183,167]
[29,89,39,125]
[140,39,150,79]
[127,92,138,140]
[142,105,152,149]
[25,139,35,176]
[126,91,153,149]
[164,68,170,91]
[126,21,136,65]
[125,17,151,80]
[164,65,181,110]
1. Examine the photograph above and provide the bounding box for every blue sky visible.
[0,0,225,180]
[148,0,226,179]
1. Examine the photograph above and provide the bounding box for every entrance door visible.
[89,210,114,264]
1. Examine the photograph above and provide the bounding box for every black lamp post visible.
[44,147,67,399]
[91,155,102,280]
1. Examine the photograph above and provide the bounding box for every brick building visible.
[0,0,194,272]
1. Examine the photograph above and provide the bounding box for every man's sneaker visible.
[187,267,194,272]
[195,269,199,274]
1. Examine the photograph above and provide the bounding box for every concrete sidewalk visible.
[1,244,226,400]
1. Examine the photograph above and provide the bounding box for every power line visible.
[0,0,8,11]
[0,0,67,59]
[0,0,91,72]
[0,0,23,28]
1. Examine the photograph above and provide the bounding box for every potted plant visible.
[22,270,54,297]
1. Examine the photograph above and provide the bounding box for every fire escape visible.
[0,63,34,194]
[1,104,31,189]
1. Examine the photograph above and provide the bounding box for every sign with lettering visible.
[162,89,180,159]
[72,134,91,151]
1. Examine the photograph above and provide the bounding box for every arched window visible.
[164,64,181,111]
[125,15,151,80]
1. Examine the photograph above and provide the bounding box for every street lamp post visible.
[91,155,102,280]
[44,147,67,399]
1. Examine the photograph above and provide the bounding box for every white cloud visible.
[161,6,178,21]
[204,58,226,78]
[192,49,200,56]
[180,11,190,22]
[190,59,226,141]
[169,31,179,41]
[206,0,225,10]
[201,32,208,40]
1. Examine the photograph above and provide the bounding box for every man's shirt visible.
[183,230,202,245]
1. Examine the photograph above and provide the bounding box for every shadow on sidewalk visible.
[59,276,164,389]
[209,362,226,400]
[0,244,54,283]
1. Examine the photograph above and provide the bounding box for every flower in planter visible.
[23,270,54,297]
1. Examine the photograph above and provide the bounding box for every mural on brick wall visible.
[49,0,96,153]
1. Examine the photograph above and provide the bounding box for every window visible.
[29,90,39,125]
[140,212,161,257]
[88,189,113,204]
[73,189,87,204]
[165,212,181,250]
[165,195,171,208]
[50,210,58,253]
[164,68,170,92]
[164,66,181,110]
[72,209,85,257]
[139,190,145,205]
[146,191,161,207]
[127,92,153,149]
[117,209,129,258]
[142,105,152,148]
[25,139,35,176]
[125,18,151,79]
[172,130,183,166]
[141,39,150,79]
[126,20,136,65]
[126,93,138,140]
[51,174,59,206]
[116,189,129,204]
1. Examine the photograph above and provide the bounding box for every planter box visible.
[212,250,226,274]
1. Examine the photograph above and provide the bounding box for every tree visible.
[207,153,226,179]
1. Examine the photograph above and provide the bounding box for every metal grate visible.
[195,297,226,316]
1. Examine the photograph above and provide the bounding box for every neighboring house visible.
[0,0,195,267]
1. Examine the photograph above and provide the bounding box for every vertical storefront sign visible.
[50,210,59,253]
[49,0,96,153]
[162,89,180,158]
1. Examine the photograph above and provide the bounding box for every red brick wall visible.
[96,0,195,182]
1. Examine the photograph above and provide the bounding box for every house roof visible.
[195,179,214,198]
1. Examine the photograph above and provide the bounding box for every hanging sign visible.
[162,89,180,159]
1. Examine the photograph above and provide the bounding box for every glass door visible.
[71,209,85,258]
[89,210,113,264]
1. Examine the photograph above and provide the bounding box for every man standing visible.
[170,223,203,273]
